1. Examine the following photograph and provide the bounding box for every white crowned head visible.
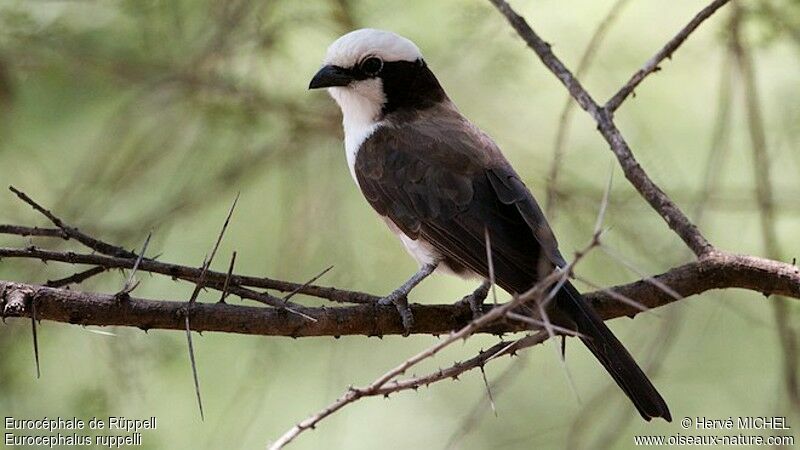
[309,29,447,176]
[309,29,441,128]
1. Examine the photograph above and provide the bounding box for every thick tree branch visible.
[2,251,796,337]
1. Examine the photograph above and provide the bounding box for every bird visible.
[309,28,671,422]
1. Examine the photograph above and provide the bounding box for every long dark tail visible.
[555,281,672,421]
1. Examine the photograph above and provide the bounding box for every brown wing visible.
[355,113,566,294]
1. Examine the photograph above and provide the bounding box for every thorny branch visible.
[0,0,797,448]
[1,251,797,336]
[489,0,718,256]
[268,241,592,449]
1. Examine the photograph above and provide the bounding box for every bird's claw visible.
[457,293,483,319]
[457,282,491,319]
[380,291,414,335]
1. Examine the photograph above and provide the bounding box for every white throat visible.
[328,80,385,183]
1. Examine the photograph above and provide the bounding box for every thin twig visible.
[268,233,598,448]
[232,285,318,322]
[185,314,204,421]
[283,266,334,303]
[445,355,530,449]
[118,232,152,297]
[184,194,239,421]
[206,194,239,272]
[488,0,717,257]
[218,251,237,303]
[0,245,378,305]
[573,275,649,315]
[8,186,138,258]
[45,266,106,288]
[478,366,496,417]
[4,189,369,304]
[691,48,734,223]
[535,293,581,404]
[505,312,585,337]
[600,246,683,301]
[31,296,40,379]
[0,225,67,239]
[484,228,498,305]
[546,0,632,215]
[594,165,614,236]
[268,328,549,449]
[605,0,732,112]
[378,332,550,395]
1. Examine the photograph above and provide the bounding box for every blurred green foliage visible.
[0,1,798,449]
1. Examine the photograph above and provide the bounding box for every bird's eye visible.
[360,57,383,76]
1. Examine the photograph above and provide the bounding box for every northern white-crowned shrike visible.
[309,28,671,421]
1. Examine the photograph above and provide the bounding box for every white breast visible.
[328,81,385,184]
[327,81,468,275]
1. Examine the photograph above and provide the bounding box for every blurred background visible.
[0,0,798,448]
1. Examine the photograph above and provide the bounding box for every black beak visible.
[308,65,353,89]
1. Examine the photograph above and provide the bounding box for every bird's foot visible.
[457,281,491,319]
[377,263,437,336]
[379,290,414,336]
